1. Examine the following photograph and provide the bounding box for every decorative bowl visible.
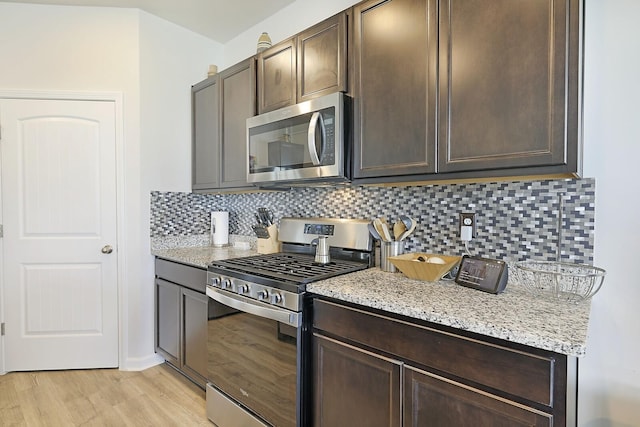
[387,253,461,282]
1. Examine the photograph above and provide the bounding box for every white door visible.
[1,98,119,371]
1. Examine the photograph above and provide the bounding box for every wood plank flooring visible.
[0,363,208,426]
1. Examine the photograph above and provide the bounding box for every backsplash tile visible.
[151,178,595,264]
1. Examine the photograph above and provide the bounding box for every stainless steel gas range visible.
[205,217,373,427]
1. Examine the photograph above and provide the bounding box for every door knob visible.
[101,245,113,254]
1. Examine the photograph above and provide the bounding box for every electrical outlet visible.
[459,212,476,241]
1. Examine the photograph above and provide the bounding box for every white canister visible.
[210,211,229,247]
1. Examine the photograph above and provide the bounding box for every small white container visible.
[210,211,229,247]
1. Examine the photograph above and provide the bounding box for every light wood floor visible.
[0,363,209,426]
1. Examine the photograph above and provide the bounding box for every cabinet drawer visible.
[313,299,561,407]
[155,258,206,293]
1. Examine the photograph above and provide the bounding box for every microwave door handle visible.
[307,112,325,166]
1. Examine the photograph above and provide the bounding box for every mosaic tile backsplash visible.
[150,178,595,264]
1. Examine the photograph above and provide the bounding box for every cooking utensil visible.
[256,208,274,226]
[393,220,406,241]
[368,222,383,241]
[252,225,271,239]
[265,208,274,225]
[397,216,416,240]
[373,218,392,242]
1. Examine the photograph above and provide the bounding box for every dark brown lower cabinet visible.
[312,298,575,426]
[313,334,401,427]
[404,366,551,427]
[155,258,209,388]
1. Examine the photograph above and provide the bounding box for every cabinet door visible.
[312,333,401,427]
[404,366,552,427]
[220,58,256,189]
[352,0,437,179]
[155,279,180,366]
[192,77,220,190]
[181,287,209,387]
[438,0,579,174]
[297,13,347,102]
[258,38,297,114]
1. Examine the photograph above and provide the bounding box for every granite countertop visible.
[152,242,591,357]
[307,268,591,357]
[152,245,257,268]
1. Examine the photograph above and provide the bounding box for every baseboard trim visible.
[120,353,164,371]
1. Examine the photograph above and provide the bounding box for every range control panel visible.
[277,217,373,252]
[304,223,335,236]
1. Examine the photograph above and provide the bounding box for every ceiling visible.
[2,0,296,43]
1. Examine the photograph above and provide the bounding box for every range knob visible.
[270,293,283,305]
[210,276,221,287]
[257,289,269,301]
[237,283,249,294]
[221,279,232,290]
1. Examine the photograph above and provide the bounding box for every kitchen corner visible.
[151,235,257,268]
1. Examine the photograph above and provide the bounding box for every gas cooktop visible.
[207,217,373,298]
[208,252,367,287]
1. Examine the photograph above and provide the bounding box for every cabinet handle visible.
[101,245,113,254]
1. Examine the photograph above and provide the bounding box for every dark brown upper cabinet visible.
[257,12,348,114]
[297,13,348,102]
[353,0,582,182]
[219,58,256,189]
[192,57,256,192]
[438,0,581,175]
[192,76,220,191]
[352,0,438,179]
[257,38,297,114]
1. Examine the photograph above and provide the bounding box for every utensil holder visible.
[380,241,404,272]
[257,224,281,254]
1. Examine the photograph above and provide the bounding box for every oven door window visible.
[208,311,297,427]
[248,106,336,174]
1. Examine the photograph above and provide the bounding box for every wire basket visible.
[514,261,606,303]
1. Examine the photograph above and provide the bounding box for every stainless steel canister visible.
[380,241,404,272]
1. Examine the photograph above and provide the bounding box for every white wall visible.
[137,10,222,368]
[0,2,222,370]
[581,0,640,425]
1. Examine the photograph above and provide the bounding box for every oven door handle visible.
[206,286,301,327]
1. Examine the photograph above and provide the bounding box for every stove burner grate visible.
[209,252,367,284]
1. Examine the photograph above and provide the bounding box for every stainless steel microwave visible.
[246,92,349,185]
